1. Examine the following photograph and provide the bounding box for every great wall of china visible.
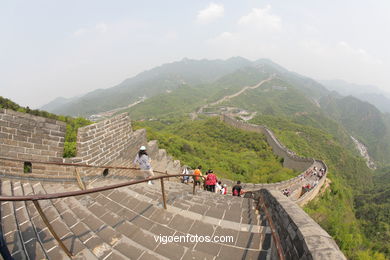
[0,108,345,259]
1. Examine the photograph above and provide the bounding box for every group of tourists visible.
[280,166,326,198]
[184,165,244,196]
[300,166,325,195]
[133,146,245,196]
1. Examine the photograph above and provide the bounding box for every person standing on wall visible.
[193,165,203,187]
[133,146,154,185]
[205,170,217,192]
[232,181,243,196]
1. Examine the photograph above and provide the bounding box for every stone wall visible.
[0,109,66,162]
[221,114,314,172]
[74,113,134,165]
[0,109,181,180]
[0,109,71,178]
[257,189,346,259]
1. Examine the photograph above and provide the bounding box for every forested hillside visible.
[134,117,296,183]
[43,57,255,116]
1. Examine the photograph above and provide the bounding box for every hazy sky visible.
[1,0,390,108]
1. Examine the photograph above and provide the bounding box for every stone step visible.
[71,188,269,259]
[124,182,266,228]
[42,182,172,260]
[13,181,47,260]
[40,183,128,260]
[42,179,267,231]
[30,182,96,260]
[1,180,28,260]
[1,178,273,260]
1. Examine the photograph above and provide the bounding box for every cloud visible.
[196,3,224,24]
[73,22,108,37]
[238,5,282,32]
[73,28,86,36]
[95,23,108,33]
[337,41,383,65]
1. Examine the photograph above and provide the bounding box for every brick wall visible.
[256,189,346,259]
[0,109,70,178]
[0,110,181,179]
[0,109,66,161]
[74,113,136,165]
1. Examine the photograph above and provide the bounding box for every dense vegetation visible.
[320,93,390,165]
[249,115,388,259]
[354,167,390,256]
[126,66,269,120]
[133,117,297,183]
[0,96,91,157]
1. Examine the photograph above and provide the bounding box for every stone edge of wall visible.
[258,189,346,260]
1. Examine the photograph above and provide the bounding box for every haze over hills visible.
[319,79,390,113]
[42,57,254,116]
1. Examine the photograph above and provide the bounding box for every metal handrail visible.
[0,156,141,170]
[0,173,196,201]
[0,166,197,257]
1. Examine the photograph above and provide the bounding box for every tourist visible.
[203,171,209,190]
[182,166,190,184]
[221,184,227,195]
[193,165,202,187]
[205,170,217,192]
[232,181,243,197]
[215,181,222,194]
[133,146,154,185]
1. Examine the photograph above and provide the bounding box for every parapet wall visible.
[221,114,314,172]
[0,109,66,162]
[74,113,135,165]
[257,189,346,259]
[0,109,181,180]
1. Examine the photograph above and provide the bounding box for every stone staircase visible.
[0,178,273,260]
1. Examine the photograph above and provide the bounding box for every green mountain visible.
[43,57,255,116]
[320,79,390,113]
[320,93,390,165]
[119,59,390,259]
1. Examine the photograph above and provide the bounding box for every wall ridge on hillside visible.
[220,114,327,206]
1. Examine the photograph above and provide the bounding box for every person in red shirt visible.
[205,170,217,192]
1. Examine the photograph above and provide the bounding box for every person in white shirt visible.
[133,146,154,185]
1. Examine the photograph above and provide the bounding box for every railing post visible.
[193,177,196,195]
[74,168,86,190]
[32,200,72,257]
[160,178,167,210]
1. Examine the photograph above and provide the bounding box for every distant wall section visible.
[221,114,314,172]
